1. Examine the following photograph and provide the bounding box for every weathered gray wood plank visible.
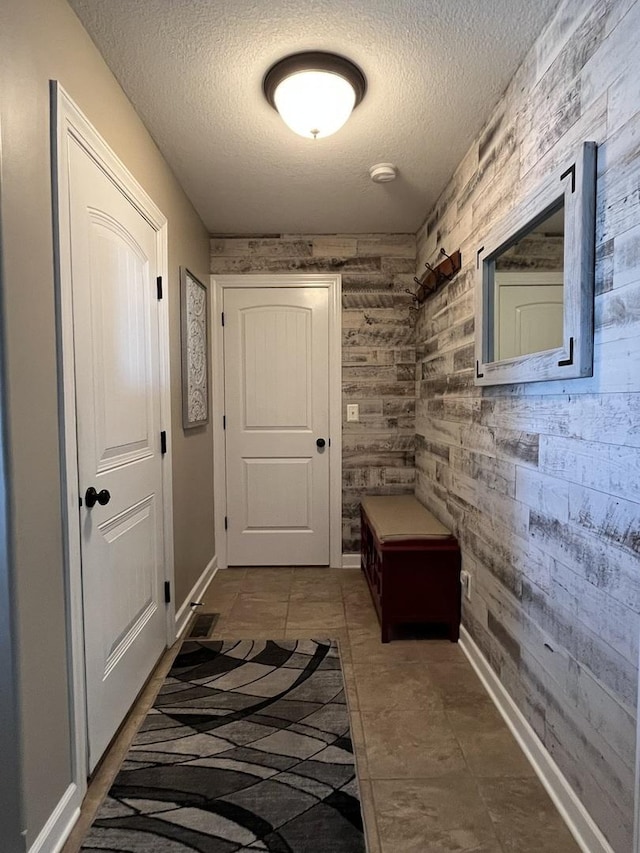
[568,482,640,558]
[529,511,640,613]
[539,434,640,502]
[515,467,570,521]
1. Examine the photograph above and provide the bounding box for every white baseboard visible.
[459,626,614,853]
[28,783,80,853]
[342,553,361,569]
[174,555,218,639]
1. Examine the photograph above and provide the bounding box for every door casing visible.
[211,274,342,569]
[51,82,175,801]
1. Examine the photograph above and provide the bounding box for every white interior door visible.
[68,136,167,770]
[224,287,330,565]
[496,273,564,359]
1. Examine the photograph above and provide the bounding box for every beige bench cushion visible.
[361,495,452,542]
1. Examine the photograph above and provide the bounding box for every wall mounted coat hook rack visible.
[405,286,421,309]
[412,248,462,303]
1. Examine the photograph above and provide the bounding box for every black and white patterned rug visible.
[82,639,366,852]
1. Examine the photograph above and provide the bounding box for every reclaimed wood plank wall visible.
[414,0,640,849]
[210,234,417,551]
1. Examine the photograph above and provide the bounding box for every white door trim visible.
[51,82,175,802]
[211,274,342,569]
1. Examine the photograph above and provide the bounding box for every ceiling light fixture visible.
[263,51,366,140]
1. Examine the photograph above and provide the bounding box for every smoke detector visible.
[369,163,397,183]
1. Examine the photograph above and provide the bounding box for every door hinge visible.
[160,430,167,454]
[224,516,228,530]
[156,276,163,300]
[223,415,226,430]
[164,581,171,604]
[221,312,225,326]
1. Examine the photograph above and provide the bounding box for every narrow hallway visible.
[64,568,580,852]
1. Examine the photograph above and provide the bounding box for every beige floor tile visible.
[209,567,247,588]
[343,593,374,614]
[289,569,344,602]
[349,629,457,665]
[455,728,537,778]
[240,582,292,599]
[291,566,345,583]
[478,776,582,852]
[241,566,293,591]
[349,711,370,780]
[341,661,360,711]
[228,592,289,622]
[372,776,504,853]
[334,628,352,663]
[281,628,337,641]
[353,662,443,713]
[361,708,467,779]
[358,780,382,853]
[344,604,381,634]
[343,588,376,610]
[445,694,507,734]
[289,584,344,603]
[340,573,368,593]
[199,587,238,614]
[419,639,466,662]
[286,599,346,631]
[425,659,491,704]
[210,617,287,639]
[344,612,382,639]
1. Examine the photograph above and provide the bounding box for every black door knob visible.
[316,438,326,448]
[85,487,111,508]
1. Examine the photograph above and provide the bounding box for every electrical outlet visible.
[346,403,359,422]
[460,570,471,601]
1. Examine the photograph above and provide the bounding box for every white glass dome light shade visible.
[273,70,356,139]
[263,52,367,140]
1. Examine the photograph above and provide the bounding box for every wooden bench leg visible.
[448,621,460,643]
[381,622,391,643]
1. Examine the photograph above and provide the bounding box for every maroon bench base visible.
[360,504,462,643]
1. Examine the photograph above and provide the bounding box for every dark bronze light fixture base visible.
[263,51,367,110]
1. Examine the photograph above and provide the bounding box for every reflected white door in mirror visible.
[475,142,596,385]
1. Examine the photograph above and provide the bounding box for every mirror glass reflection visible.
[491,204,565,361]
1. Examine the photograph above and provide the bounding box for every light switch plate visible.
[346,404,359,422]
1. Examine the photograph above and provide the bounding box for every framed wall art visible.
[180,267,210,428]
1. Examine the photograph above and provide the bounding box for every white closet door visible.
[69,137,166,769]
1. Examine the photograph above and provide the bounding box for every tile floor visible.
[63,566,581,853]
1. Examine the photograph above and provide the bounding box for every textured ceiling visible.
[68,0,560,235]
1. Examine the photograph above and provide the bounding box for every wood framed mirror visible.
[475,141,597,385]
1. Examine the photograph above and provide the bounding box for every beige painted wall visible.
[0,0,213,843]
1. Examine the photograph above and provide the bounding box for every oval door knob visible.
[85,487,111,508]
[316,438,326,448]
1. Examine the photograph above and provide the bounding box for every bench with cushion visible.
[360,495,462,643]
